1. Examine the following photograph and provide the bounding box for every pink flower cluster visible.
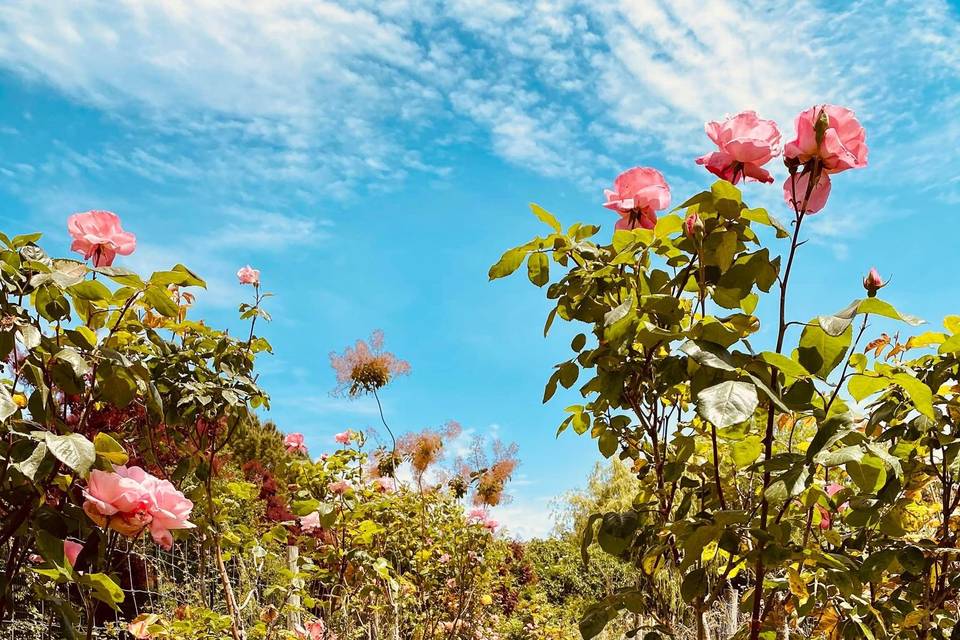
[67,210,136,267]
[603,104,868,230]
[467,507,498,532]
[284,432,308,455]
[237,265,260,285]
[83,465,195,549]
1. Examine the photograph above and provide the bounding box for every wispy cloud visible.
[2,0,956,205]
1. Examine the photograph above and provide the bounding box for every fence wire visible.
[1,537,254,639]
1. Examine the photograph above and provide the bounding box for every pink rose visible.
[237,265,260,285]
[300,511,322,533]
[482,518,498,532]
[783,171,831,214]
[696,110,781,184]
[438,553,451,564]
[467,507,487,522]
[297,620,327,640]
[862,268,886,297]
[63,539,83,567]
[67,210,136,267]
[334,430,352,445]
[684,212,704,239]
[327,480,351,496]
[143,476,195,549]
[603,167,671,231]
[83,466,193,549]
[784,105,867,174]
[83,467,154,537]
[284,433,308,454]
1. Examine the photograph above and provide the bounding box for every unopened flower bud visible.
[684,212,705,239]
[862,267,886,297]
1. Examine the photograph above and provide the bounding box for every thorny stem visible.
[750,163,819,640]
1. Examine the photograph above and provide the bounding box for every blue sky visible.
[0,0,958,537]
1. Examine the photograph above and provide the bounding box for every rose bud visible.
[862,267,887,297]
[684,212,705,239]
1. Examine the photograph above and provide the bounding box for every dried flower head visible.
[329,330,410,397]
[398,421,462,477]
[461,438,519,508]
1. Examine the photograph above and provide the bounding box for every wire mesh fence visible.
[1,537,257,639]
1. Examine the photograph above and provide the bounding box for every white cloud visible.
[492,496,556,539]
[0,0,957,209]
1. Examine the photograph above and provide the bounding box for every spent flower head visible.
[330,330,410,397]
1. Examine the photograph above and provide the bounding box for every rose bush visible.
[491,103,960,639]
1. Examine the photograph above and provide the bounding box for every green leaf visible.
[150,264,206,288]
[847,454,886,493]
[45,433,96,476]
[54,348,91,377]
[741,207,789,238]
[95,266,144,288]
[67,280,112,302]
[13,441,48,480]
[598,430,618,458]
[144,285,179,317]
[857,297,923,327]
[78,573,125,609]
[530,203,561,232]
[94,433,129,465]
[680,568,708,604]
[527,252,549,287]
[892,372,934,419]
[489,246,528,280]
[765,463,809,503]
[797,323,852,379]
[596,511,639,556]
[681,340,736,372]
[0,385,17,422]
[558,361,578,388]
[696,381,759,428]
[760,351,810,378]
[848,375,888,402]
[731,435,763,466]
[654,214,682,238]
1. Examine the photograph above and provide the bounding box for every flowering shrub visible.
[492,104,960,639]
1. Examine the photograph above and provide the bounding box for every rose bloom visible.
[782,171,831,214]
[284,432,308,454]
[144,475,196,549]
[83,465,194,549]
[602,167,671,231]
[784,105,867,173]
[297,620,327,640]
[327,480,351,496]
[696,110,781,184]
[300,511,322,533]
[83,467,155,538]
[334,430,352,445]
[63,539,83,567]
[67,210,136,267]
[237,265,260,285]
